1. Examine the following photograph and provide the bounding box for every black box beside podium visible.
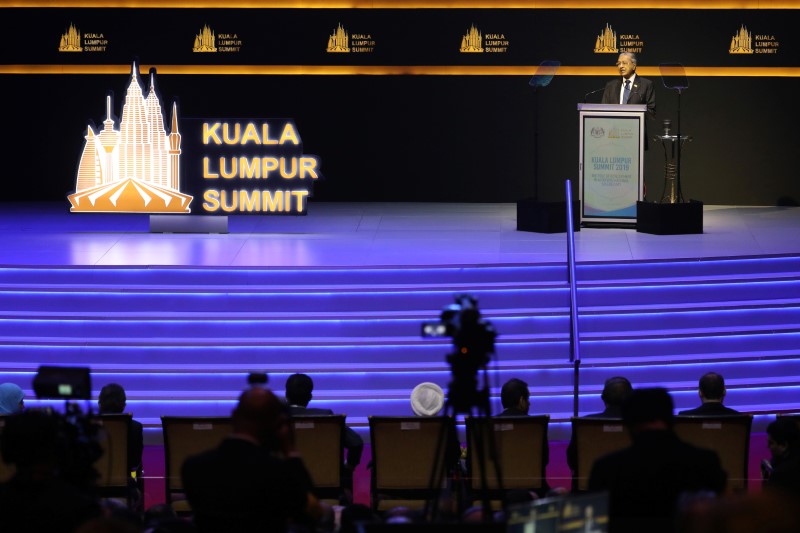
[636,200,703,235]
[516,199,581,233]
[517,199,703,235]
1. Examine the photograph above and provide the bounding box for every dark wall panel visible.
[2,7,798,205]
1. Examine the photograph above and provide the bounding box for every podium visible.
[577,103,646,226]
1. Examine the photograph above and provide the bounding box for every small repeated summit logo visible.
[193,25,217,52]
[327,23,350,53]
[594,23,618,54]
[58,22,108,53]
[730,25,753,54]
[59,23,82,52]
[460,24,483,53]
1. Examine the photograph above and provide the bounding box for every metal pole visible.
[565,180,581,417]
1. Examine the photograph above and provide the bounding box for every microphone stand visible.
[675,85,684,203]
[517,60,563,233]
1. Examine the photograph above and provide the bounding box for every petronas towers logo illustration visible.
[68,63,192,213]
[594,23,618,53]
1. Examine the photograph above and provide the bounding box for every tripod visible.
[424,359,503,523]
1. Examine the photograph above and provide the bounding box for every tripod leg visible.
[424,406,458,523]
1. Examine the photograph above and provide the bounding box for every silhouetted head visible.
[98,383,127,414]
[0,383,24,415]
[285,373,313,407]
[233,387,286,448]
[500,378,530,413]
[766,417,800,461]
[601,376,633,408]
[699,372,726,402]
[622,388,674,431]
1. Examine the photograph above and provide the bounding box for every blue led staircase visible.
[1,255,799,440]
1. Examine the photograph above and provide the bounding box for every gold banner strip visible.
[2,1,799,8]
[2,64,800,77]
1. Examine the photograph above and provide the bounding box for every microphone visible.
[583,87,605,103]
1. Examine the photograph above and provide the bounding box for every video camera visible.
[10,366,104,490]
[422,295,497,413]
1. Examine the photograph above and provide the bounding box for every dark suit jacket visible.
[588,430,726,533]
[128,419,144,472]
[288,406,363,467]
[182,437,313,533]
[677,402,742,416]
[601,75,656,118]
[601,75,656,151]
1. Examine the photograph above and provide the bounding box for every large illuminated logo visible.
[68,63,192,213]
[594,23,618,53]
[460,25,483,53]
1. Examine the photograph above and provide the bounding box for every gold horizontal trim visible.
[2,1,800,8]
[2,64,800,77]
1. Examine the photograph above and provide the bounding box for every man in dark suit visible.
[98,383,145,510]
[566,376,633,472]
[496,378,531,417]
[182,387,320,533]
[98,383,144,476]
[601,52,656,152]
[495,378,549,492]
[601,52,656,118]
[284,374,364,482]
[678,372,741,416]
[589,388,726,533]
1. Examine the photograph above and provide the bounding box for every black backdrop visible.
[2,7,798,205]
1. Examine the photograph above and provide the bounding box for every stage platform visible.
[3,202,800,267]
[2,200,799,427]
[2,202,799,502]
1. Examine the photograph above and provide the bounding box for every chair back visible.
[570,417,631,491]
[368,416,454,510]
[161,416,233,508]
[94,414,132,494]
[0,415,15,483]
[292,415,345,497]
[673,415,753,491]
[466,415,549,495]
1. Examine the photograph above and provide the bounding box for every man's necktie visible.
[623,79,631,104]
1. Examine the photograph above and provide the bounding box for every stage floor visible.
[2,202,800,267]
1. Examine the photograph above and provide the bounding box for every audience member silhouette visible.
[285,373,364,470]
[763,416,800,496]
[589,388,726,533]
[182,387,320,533]
[678,372,741,416]
[98,383,144,478]
[410,382,445,416]
[566,376,633,472]
[0,409,102,532]
[495,378,549,494]
[496,378,531,417]
[0,382,24,414]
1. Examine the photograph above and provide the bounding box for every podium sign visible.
[578,104,645,225]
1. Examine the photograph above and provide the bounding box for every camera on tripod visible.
[13,366,105,490]
[422,294,496,414]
